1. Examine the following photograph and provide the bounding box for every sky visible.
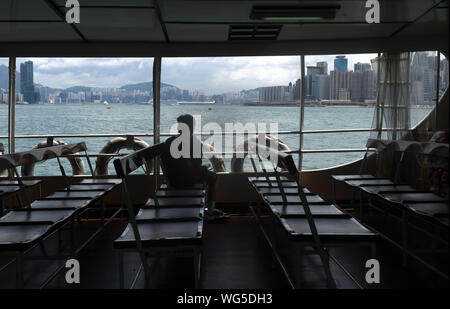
[0,54,376,95]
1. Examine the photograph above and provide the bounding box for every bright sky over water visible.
[0,54,376,94]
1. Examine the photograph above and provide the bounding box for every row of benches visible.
[110,142,380,288]
[2,138,446,287]
[0,142,122,288]
[245,148,378,288]
[331,138,449,281]
[111,144,205,288]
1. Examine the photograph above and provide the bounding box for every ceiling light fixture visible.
[250,5,341,21]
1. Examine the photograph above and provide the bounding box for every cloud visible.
[2,54,376,93]
[162,56,301,94]
[21,57,154,89]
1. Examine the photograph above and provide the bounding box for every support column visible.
[376,53,382,139]
[435,51,440,130]
[8,56,16,153]
[153,57,161,185]
[299,55,305,172]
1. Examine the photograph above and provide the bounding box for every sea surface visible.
[0,104,431,175]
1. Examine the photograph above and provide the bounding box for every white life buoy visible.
[95,136,150,176]
[21,140,85,176]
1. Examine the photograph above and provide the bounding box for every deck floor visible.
[0,212,447,289]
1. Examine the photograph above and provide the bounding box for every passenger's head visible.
[177,114,195,135]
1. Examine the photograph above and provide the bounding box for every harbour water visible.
[0,104,431,175]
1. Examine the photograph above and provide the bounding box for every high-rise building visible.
[351,71,363,101]
[313,74,330,100]
[362,70,375,100]
[36,85,49,103]
[330,70,351,99]
[354,62,372,72]
[316,61,328,75]
[338,89,351,100]
[20,61,36,103]
[334,56,348,72]
[293,78,302,100]
[306,66,322,98]
[351,68,375,102]
[259,85,293,103]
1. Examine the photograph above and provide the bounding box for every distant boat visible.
[177,101,215,105]
[103,101,109,105]
[16,101,29,105]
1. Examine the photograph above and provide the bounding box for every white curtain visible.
[371,52,411,140]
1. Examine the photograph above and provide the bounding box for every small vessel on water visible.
[177,101,216,105]
[0,0,448,293]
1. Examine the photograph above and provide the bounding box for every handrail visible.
[0,127,411,139]
[60,148,375,158]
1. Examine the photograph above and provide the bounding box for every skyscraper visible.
[362,70,375,100]
[316,61,328,75]
[351,71,363,101]
[306,66,322,98]
[20,61,36,103]
[313,74,330,100]
[293,78,302,100]
[334,56,348,72]
[354,62,371,72]
[330,70,351,99]
[259,85,292,103]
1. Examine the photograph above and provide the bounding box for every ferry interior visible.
[0,0,449,290]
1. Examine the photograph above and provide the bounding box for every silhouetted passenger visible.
[161,114,228,222]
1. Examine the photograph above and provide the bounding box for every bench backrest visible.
[113,143,165,179]
[0,142,87,170]
[366,138,449,157]
[262,146,298,176]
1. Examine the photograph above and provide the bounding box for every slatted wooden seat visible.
[331,139,449,281]
[331,174,377,182]
[280,216,377,243]
[0,209,75,226]
[0,179,42,187]
[0,142,122,288]
[113,143,204,288]
[145,196,205,207]
[269,204,345,217]
[247,146,378,289]
[0,223,52,252]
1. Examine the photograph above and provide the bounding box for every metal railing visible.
[0,128,377,139]
[0,128,387,172]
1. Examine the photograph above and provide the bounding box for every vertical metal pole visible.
[376,53,382,139]
[406,52,411,133]
[435,51,440,129]
[392,54,399,140]
[299,55,305,173]
[8,57,16,153]
[153,57,161,188]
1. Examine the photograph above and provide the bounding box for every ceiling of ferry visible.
[0,0,448,56]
